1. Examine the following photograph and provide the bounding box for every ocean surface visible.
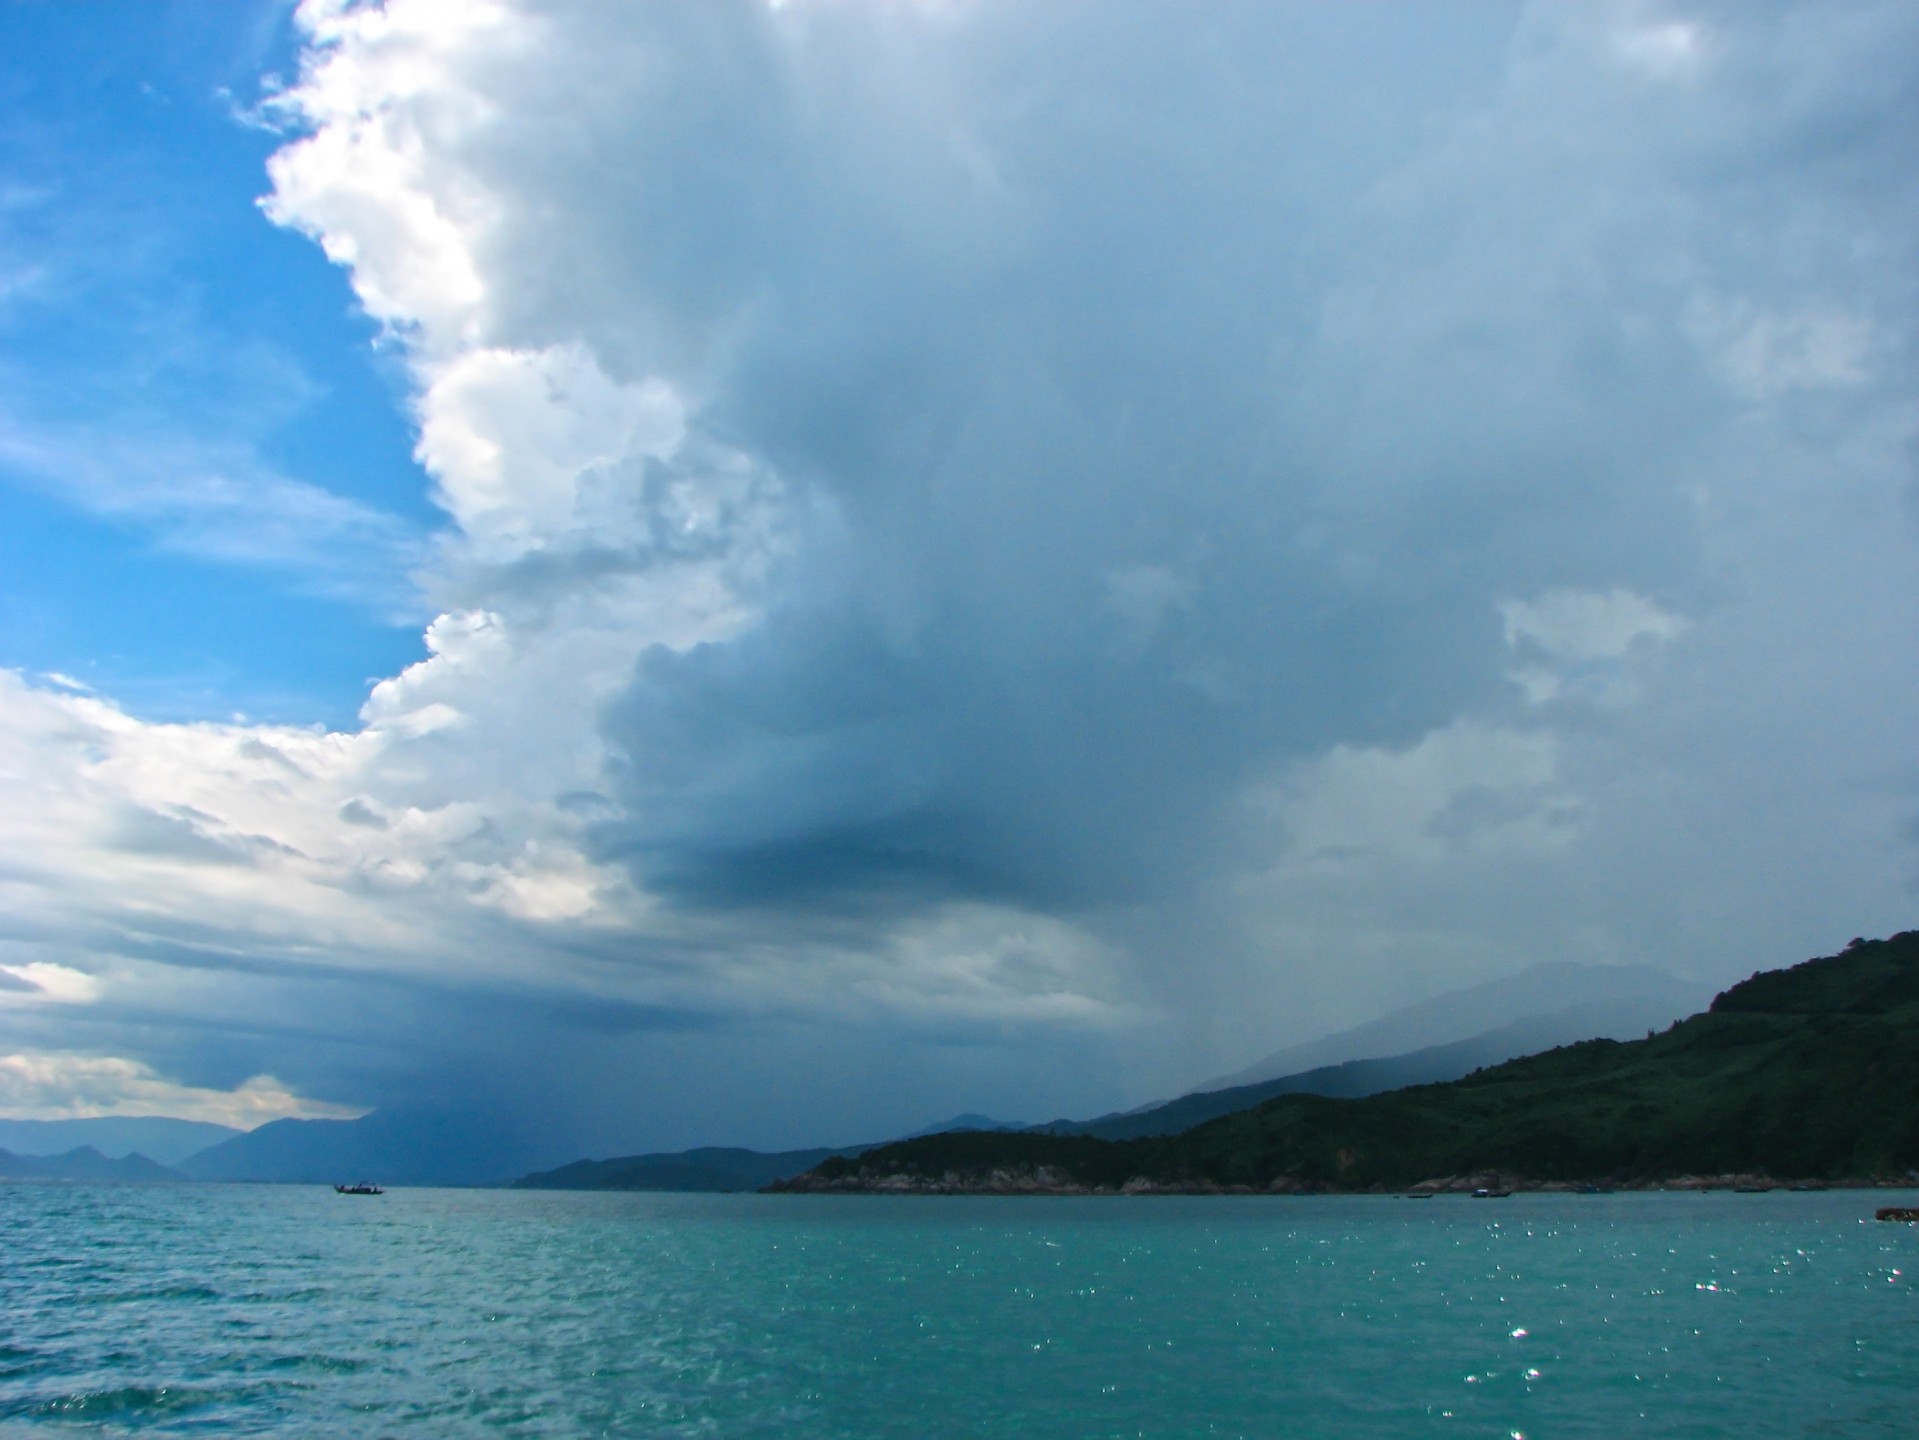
[2,1185,1914,1437]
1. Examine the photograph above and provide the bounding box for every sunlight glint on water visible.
[2,1186,1915,1436]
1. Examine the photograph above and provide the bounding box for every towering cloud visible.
[2,0,1915,1150]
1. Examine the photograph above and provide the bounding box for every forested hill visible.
[772,932,1919,1194]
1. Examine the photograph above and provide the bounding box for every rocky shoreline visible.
[765,1164,1916,1196]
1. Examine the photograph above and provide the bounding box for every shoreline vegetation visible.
[768,932,1919,1196]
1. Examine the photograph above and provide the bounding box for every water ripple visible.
[2,1185,1916,1435]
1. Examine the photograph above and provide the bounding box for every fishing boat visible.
[334,1182,384,1195]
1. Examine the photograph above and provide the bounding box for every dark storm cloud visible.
[561,0,1915,936]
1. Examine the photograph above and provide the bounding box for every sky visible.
[1,0,1915,1154]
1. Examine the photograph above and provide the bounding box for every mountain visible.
[936,975,1713,1144]
[0,1117,240,1167]
[144,968,1727,1192]
[178,1107,567,1187]
[1046,1009,1694,1141]
[514,1146,856,1192]
[506,987,1713,1192]
[510,1115,1021,1192]
[0,1145,182,1183]
[772,932,1919,1192]
[1199,962,1711,1092]
[904,1113,1024,1138]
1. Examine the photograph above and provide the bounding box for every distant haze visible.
[161,961,1722,1186]
[0,1118,241,1169]
[1203,964,1714,1093]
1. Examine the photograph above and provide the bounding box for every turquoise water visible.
[2,1186,1914,1436]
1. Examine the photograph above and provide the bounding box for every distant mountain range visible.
[514,1146,858,1193]
[0,1117,240,1167]
[1037,1014,1686,1142]
[0,960,1724,1191]
[773,932,1919,1193]
[0,1146,181,1184]
[177,1107,570,1188]
[1197,962,1711,1092]
[510,963,1714,1190]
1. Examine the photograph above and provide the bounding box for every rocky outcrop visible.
[768,1162,1917,1197]
[768,1163,1286,1195]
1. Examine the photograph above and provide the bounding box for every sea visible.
[2,1185,1914,1437]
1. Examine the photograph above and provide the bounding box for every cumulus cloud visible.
[3,0,1917,1145]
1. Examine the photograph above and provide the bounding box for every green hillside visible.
[775,932,1919,1193]
[513,1146,855,1192]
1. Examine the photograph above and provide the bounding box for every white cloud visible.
[0,1052,363,1127]
[1500,588,1689,705]
[415,344,688,558]
[264,0,516,346]
[1260,720,1580,869]
[1686,298,1876,399]
[854,904,1130,1027]
[1501,589,1687,661]
[0,961,101,1006]
[1613,18,1707,79]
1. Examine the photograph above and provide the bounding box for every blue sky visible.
[0,0,1914,1156]
[0,0,426,724]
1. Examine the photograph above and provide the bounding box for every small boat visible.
[1471,1188,1512,1199]
[334,1182,384,1195]
[1731,1185,1774,1194]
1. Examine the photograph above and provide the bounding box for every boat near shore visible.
[334,1182,384,1195]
